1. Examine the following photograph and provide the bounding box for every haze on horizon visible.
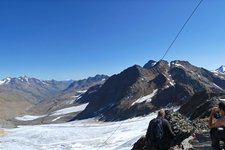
[0,0,225,80]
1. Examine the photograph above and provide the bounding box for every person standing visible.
[209,102,225,150]
[146,109,175,150]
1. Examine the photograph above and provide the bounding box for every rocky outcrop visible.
[179,91,225,120]
[143,60,157,69]
[132,110,209,150]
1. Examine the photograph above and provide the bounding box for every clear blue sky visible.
[0,0,225,80]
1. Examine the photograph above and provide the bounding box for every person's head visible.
[218,102,225,116]
[157,109,165,118]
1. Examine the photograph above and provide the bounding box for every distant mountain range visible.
[0,75,108,120]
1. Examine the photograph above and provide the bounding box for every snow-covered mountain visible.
[0,77,11,85]
[215,65,225,73]
[0,76,72,103]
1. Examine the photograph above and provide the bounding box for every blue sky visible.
[0,0,225,80]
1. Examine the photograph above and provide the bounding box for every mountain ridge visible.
[73,60,225,121]
[0,74,108,121]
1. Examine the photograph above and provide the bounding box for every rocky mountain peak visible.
[73,59,225,121]
[121,65,143,78]
[64,74,109,93]
[216,65,225,73]
[143,60,157,69]
[86,74,108,82]
[18,75,32,83]
[0,77,12,85]
[170,60,191,68]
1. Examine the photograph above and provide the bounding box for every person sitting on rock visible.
[209,102,225,150]
[146,109,175,150]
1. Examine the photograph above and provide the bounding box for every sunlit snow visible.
[50,103,89,116]
[16,103,89,121]
[0,78,11,85]
[15,115,46,121]
[1,112,157,150]
[131,89,158,106]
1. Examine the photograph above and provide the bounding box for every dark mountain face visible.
[74,60,225,121]
[74,65,159,120]
[64,74,108,93]
[143,60,157,69]
[178,90,225,120]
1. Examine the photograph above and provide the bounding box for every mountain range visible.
[73,60,225,121]
[1,61,225,126]
[0,75,108,121]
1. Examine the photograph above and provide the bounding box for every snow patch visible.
[0,78,11,85]
[16,104,88,121]
[15,115,46,121]
[50,103,88,116]
[52,117,62,122]
[174,63,185,68]
[220,98,225,102]
[0,80,5,85]
[131,89,158,106]
[213,83,223,90]
[77,90,87,94]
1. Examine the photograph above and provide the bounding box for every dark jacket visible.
[146,117,175,150]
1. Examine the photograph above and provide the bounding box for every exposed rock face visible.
[74,64,164,121]
[64,74,108,93]
[76,84,102,104]
[74,60,225,121]
[143,60,157,69]
[179,91,225,120]
[132,110,208,150]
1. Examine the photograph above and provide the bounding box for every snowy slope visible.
[15,103,89,121]
[1,112,157,150]
[131,89,158,106]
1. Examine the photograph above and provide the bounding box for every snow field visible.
[1,112,157,150]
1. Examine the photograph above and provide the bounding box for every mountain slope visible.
[27,75,108,122]
[74,60,225,121]
[0,76,73,120]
